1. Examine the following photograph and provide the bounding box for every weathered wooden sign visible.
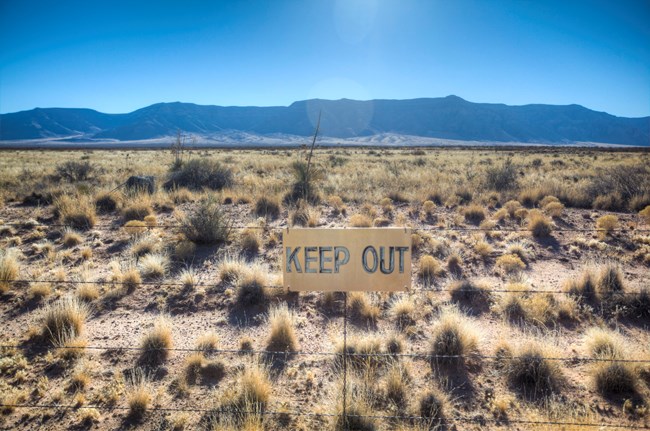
[282,228,411,292]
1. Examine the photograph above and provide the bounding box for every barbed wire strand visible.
[0,403,645,429]
[1,344,649,364]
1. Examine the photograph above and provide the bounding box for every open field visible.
[1,146,650,430]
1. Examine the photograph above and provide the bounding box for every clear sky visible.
[1,0,649,117]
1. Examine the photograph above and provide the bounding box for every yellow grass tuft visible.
[139,316,173,365]
[0,248,19,294]
[266,302,298,352]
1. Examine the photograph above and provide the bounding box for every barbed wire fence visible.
[2,216,650,429]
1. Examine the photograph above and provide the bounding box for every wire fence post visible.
[342,291,348,431]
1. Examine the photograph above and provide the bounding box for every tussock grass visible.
[463,204,486,224]
[138,252,169,279]
[165,159,233,191]
[218,256,247,284]
[195,332,219,354]
[389,294,416,329]
[62,229,82,247]
[430,308,478,367]
[593,362,637,395]
[126,368,151,420]
[41,296,89,346]
[583,327,624,359]
[178,267,197,289]
[640,205,650,224]
[495,253,526,274]
[564,268,598,301]
[254,196,280,219]
[28,282,52,301]
[129,232,161,256]
[122,200,153,222]
[54,194,97,230]
[76,283,99,302]
[418,255,444,280]
[0,248,19,294]
[348,292,380,324]
[139,316,173,365]
[183,352,226,385]
[502,341,562,397]
[240,228,260,254]
[449,279,491,312]
[597,263,625,295]
[266,303,298,352]
[384,362,411,407]
[418,389,446,423]
[596,215,618,239]
[528,209,553,238]
[235,264,268,307]
[179,198,231,244]
[349,213,372,228]
[95,191,121,213]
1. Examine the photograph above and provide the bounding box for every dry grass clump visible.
[183,353,226,385]
[178,267,197,289]
[254,196,281,219]
[41,296,90,345]
[139,316,173,365]
[95,191,121,213]
[430,308,478,367]
[349,213,373,228]
[501,341,562,397]
[328,195,346,216]
[122,202,153,222]
[0,248,19,293]
[195,332,219,353]
[235,264,268,308]
[583,328,637,395]
[335,334,385,371]
[165,159,233,191]
[348,292,380,324]
[266,303,298,352]
[473,240,494,260]
[495,253,526,274]
[333,379,377,431]
[463,204,486,224]
[179,198,232,244]
[28,282,52,301]
[235,362,271,410]
[129,232,161,256]
[138,252,169,279]
[564,268,598,301]
[528,209,553,238]
[240,228,260,254]
[62,229,83,247]
[449,279,492,312]
[418,255,444,280]
[596,215,618,239]
[544,201,564,218]
[54,194,97,230]
[173,240,196,262]
[76,283,99,302]
[597,263,625,295]
[418,389,446,424]
[504,200,522,217]
[218,256,246,284]
[384,362,410,407]
[640,205,650,224]
[144,214,157,227]
[389,294,416,329]
[124,220,148,237]
[127,368,151,421]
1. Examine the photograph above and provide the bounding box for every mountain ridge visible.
[1,96,648,146]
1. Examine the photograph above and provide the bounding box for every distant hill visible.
[1,96,648,146]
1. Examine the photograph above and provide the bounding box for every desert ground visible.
[1,146,649,430]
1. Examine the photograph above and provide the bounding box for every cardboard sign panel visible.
[282,228,411,292]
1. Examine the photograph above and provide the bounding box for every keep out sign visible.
[282,228,411,292]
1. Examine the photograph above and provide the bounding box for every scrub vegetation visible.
[0,146,649,430]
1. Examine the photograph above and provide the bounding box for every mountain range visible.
[1,96,648,146]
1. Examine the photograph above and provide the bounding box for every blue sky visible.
[1,0,649,117]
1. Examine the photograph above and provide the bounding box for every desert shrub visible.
[528,210,553,238]
[544,201,564,217]
[348,292,380,324]
[504,343,562,396]
[0,248,19,294]
[139,316,173,365]
[495,253,526,274]
[55,160,96,182]
[463,205,486,224]
[564,269,598,302]
[592,192,624,211]
[640,205,650,224]
[284,160,322,205]
[235,265,268,308]
[418,255,443,280]
[418,390,445,423]
[596,215,618,239]
[254,196,280,219]
[349,214,372,228]
[126,368,151,420]
[587,163,650,211]
[62,229,82,247]
[41,296,89,345]
[179,198,231,244]
[240,229,260,254]
[504,200,522,217]
[122,202,153,222]
[389,295,416,329]
[266,303,298,352]
[54,194,96,230]
[95,192,121,213]
[138,253,169,279]
[165,159,233,191]
[485,158,518,191]
[449,279,491,312]
[430,308,478,367]
[597,263,625,295]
